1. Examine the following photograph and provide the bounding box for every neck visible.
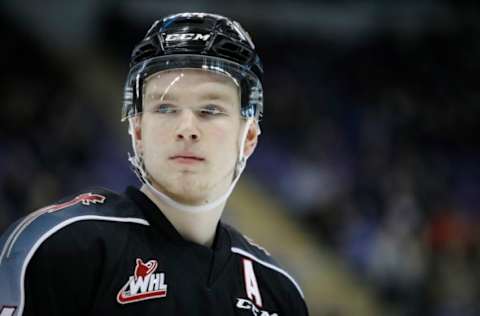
[140,184,226,248]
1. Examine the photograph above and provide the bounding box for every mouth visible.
[169,154,205,164]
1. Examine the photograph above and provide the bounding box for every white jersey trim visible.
[230,246,305,299]
[15,215,149,316]
[1,206,53,265]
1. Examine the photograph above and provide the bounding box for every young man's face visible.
[134,68,255,205]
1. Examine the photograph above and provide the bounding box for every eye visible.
[154,104,177,114]
[198,104,226,117]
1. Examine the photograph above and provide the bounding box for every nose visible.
[176,110,200,142]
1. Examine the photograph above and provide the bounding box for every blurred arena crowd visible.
[1,3,479,315]
[253,27,480,315]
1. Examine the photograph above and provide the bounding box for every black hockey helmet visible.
[122,12,263,121]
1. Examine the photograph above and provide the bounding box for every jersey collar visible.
[125,186,231,252]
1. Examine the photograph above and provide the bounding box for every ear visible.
[243,122,259,158]
[130,116,143,153]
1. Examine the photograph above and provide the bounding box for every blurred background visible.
[0,1,479,315]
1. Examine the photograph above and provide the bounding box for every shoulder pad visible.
[0,188,149,315]
[225,224,304,299]
[226,224,274,262]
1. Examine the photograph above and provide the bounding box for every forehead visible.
[143,68,239,97]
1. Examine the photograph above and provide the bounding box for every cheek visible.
[142,117,170,144]
[209,125,229,140]
[206,122,239,148]
[206,124,240,168]
[141,121,170,162]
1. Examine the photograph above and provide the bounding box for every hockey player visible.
[0,12,308,316]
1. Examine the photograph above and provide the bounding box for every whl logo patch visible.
[117,258,168,304]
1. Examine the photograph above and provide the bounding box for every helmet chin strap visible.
[128,117,253,214]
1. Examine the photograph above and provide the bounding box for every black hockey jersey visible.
[0,187,308,316]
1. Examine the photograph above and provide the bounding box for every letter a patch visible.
[242,258,263,307]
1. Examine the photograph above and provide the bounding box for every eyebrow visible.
[198,92,237,103]
[145,92,178,102]
[145,91,238,105]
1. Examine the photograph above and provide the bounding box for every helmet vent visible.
[131,42,158,65]
[170,16,204,25]
[213,41,252,64]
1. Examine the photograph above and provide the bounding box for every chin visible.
[166,186,211,205]
[152,173,212,205]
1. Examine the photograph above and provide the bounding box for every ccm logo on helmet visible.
[165,33,211,41]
